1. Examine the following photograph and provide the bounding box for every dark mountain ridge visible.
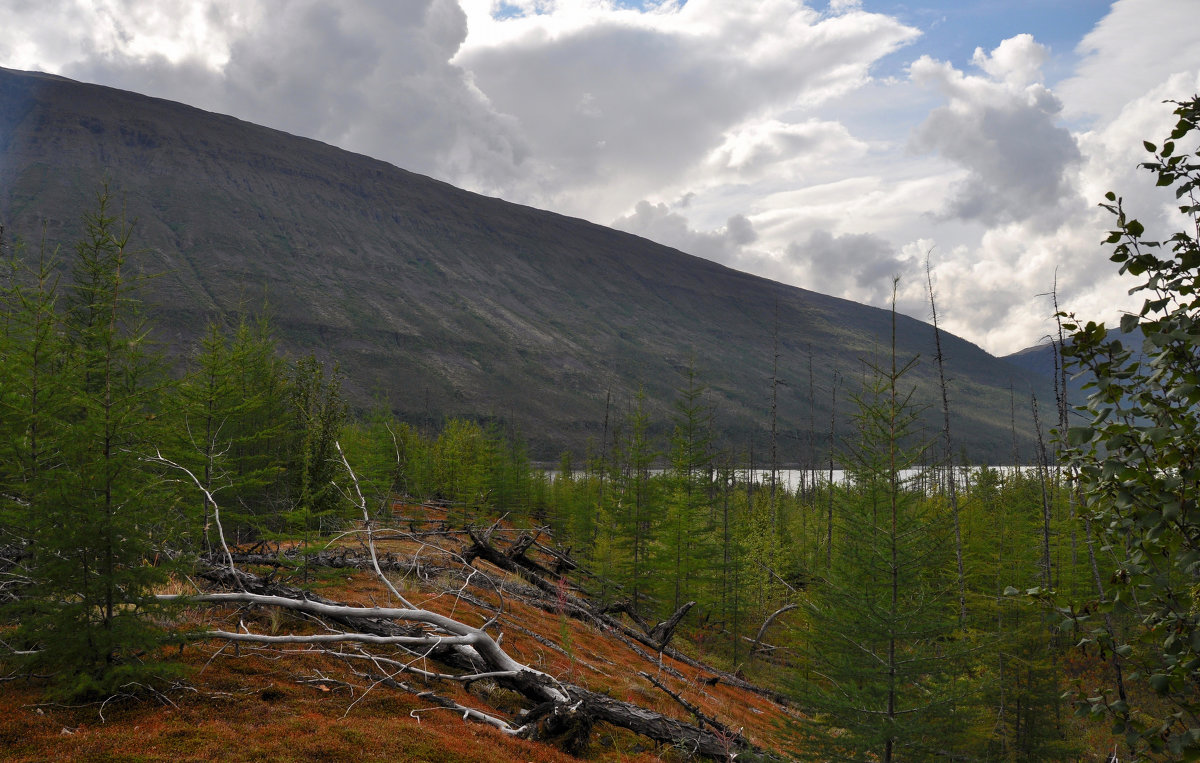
[1004,326,1145,420]
[0,66,1051,461]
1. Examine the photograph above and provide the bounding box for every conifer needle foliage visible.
[789,287,968,761]
[1,188,181,699]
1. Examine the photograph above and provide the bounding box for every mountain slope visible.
[1004,326,1146,424]
[0,66,1051,460]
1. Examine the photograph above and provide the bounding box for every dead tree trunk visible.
[648,601,695,649]
[925,257,966,624]
[751,603,798,656]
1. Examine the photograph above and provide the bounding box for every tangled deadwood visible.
[154,445,788,759]
[173,557,772,759]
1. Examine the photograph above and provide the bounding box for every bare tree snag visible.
[751,604,798,656]
[925,257,967,624]
[1031,393,1054,590]
[463,527,563,599]
[597,599,652,633]
[648,600,695,649]
[335,440,417,609]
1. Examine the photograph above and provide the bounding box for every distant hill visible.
[1002,341,1061,380]
[0,66,1053,461]
[1002,325,1145,418]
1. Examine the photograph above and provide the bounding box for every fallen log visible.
[197,566,481,673]
[463,527,569,601]
[164,452,787,759]
[597,599,652,633]
[532,539,578,574]
[182,566,770,760]
[163,588,568,705]
[217,546,787,707]
[638,670,745,744]
[218,550,437,576]
[565,685,758,760]
[503,532,560,579]
[586,602,792,706]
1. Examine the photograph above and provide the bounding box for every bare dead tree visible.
[769,299,782,531]
[925,256,966,624]
[145,449,242,590]
[826,370,840,571]
[750,603,798,657]
[1031,393,1053,591]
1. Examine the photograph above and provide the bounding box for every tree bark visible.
[648,600,695,649]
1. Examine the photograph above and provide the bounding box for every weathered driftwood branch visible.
[348,668,529,735]
[329,650,523,686]
[335,440,417,609]
[196,566,473,670]
[161,589,568,704]
[193,630,478,648]
[751,604,798,656]
[411,686,526,734]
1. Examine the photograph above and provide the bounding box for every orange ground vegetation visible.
[0,504,800,761]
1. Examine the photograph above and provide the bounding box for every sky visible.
[1,0,1197,356]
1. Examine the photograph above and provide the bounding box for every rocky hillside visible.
[0,66,1050,460]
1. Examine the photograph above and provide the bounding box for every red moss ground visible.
[0,507,799,761]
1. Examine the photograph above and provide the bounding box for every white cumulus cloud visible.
[909,38,1082,230]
